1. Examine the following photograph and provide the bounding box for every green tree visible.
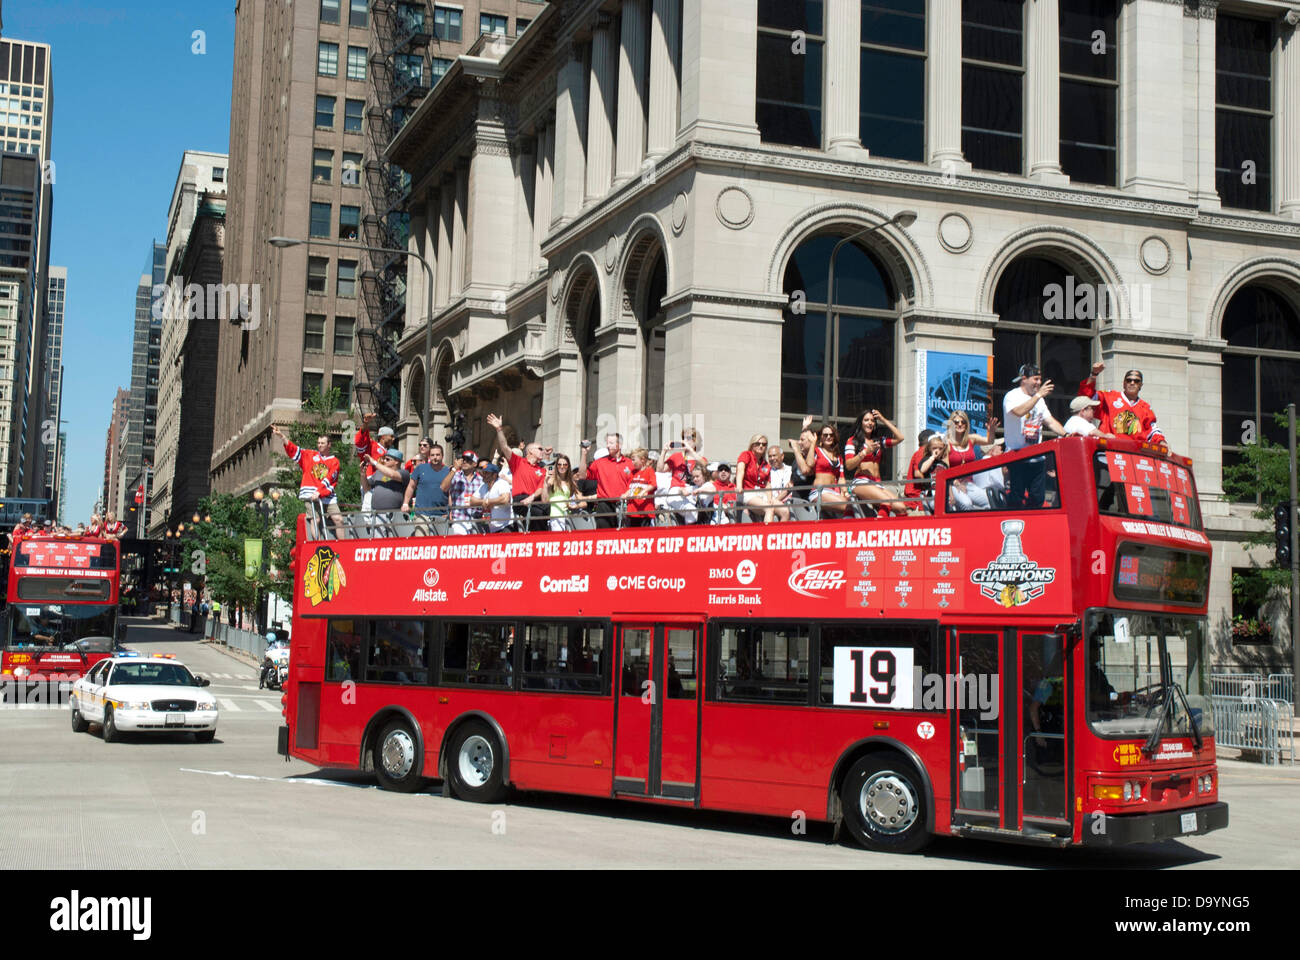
[1221,410,1295,618]
[179,492,263,610]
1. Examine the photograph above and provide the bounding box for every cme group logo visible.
[423,567,440,587]
[606,574,617,591]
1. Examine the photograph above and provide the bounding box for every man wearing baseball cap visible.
[1003,363,1066,509]
[1063,395,1114,439]
[471,461,515,533]
[1077,362,1165,445]
[441,450,487,534]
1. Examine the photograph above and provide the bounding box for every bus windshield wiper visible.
[1172,681,1204,752]
[1142,685,1174,757]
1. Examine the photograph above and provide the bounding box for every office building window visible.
[345,98,365,132]
[307,257,329,296]
[316,95,335,129]
[320,0,340,24]
[430,57,452,82]
[756,0,825,148]
[302,372,324,401]
[305,315,326,352]
[961,0,1024,175]
[313,148,333,183]
[212,166,225,182]
[516,18,531,35]
[1059,0,1118,186]
[481,13,508,35]
[334,317,355,355]
[347,46,367,81]
[1216,14,1272,212]
[310,202,332,238]
[396,52,424,86]
[860,0,926,162]
[339,205,360,240]
[342,151,363,186]
[337,260,358,298]
[350,0,369,28]
[435,6,463,42]
[332,375,353,411]
[1221,285,1300,502]
[318,42,339,77]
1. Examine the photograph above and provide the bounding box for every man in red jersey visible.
[709,462,739,524]
[486,413,551,532]
[580,432,633,528]
[354,413,395,511]
[272,425,343,535]
[1077,362,1165,446]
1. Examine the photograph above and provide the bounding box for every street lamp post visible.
[250,488,282,636]
[268,236,436,439]
[823,211,918,419]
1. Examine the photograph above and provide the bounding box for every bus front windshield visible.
[6,604,118,653]
[1085,611,1213,740]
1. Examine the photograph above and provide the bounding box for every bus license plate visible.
[165,713,185,727]
[1180,812,1197,833]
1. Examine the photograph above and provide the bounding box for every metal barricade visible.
[1211,695,1295,766]
[1268,673,1294,705]
[209,620,267,662]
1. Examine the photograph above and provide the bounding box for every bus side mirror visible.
[116,623,128,643]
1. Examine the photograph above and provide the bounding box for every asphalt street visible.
[2,617,1297,869]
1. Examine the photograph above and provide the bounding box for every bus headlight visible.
[1123,782,1133,802]
[1093,784,1124,801]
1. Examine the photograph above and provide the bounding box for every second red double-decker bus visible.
[1,536,124,700]
[279,435,1225,853]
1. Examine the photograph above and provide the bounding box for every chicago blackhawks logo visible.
[311,462,331,480]
[303,545,346,606]
[1111,408,1141,436]
[970,520,1056,607]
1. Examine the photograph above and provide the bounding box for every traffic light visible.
[1275,503,1292,568]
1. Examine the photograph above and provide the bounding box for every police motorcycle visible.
[259,632,291,691]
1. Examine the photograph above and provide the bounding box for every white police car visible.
[69,653,219,742]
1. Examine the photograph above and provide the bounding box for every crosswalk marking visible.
[218,698,241,712]
[255,699,281,713]
[205,673,256,680]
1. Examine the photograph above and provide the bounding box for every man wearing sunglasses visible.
[1077,361,1165,445]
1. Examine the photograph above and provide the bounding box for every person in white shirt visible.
[767,444,793,503]
[1003,363,1067,509]
[471,463,515,532]
[1063,395,1114,439]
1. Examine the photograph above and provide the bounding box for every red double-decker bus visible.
[278,435,1225,852]
[1,537,124,699]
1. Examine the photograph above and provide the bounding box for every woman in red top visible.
[735,433,790,523]
[805,423,849,516]
[623,448,659,527]
[844,409,906,516]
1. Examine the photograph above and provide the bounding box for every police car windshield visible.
[1084,611,1212,740]
[111,662,196,686]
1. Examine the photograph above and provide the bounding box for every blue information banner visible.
[916,351,993,435]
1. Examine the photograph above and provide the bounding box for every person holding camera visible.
[656,427,705,488]
[579,433,633,528]
[441,450,488,534]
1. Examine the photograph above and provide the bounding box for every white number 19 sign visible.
[832,647,914,708]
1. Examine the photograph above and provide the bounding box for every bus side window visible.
[326,620,362,681]
[715,623,809,703]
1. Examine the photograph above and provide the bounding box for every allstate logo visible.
[423,568,440,587]
[736,559,756,585]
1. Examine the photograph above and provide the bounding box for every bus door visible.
[952,629,1070,836]
[613,622,700,801]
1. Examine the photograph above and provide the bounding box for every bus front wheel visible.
[840,753,929,854]
[373,719,424,793]
[447,720,506,804]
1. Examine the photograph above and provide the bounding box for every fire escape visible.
[362,1,431,425]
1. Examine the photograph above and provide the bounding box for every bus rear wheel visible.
[840,753,929,854]
[447,720,506,804]
[373,718,424,793]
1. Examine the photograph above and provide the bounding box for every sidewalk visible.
[199,634,262,670]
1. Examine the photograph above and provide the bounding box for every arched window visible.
[781,233,899,441]
[1221,284,1300,502]
[992,254,1096,426]
[641,254,668,449]
[577,291,601,443]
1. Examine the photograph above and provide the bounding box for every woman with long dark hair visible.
[843,408,905,515]
[807,422,849,515]
[546,454,588,530]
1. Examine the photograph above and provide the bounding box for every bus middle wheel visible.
[840,753,930,854]
[447,720,506,804]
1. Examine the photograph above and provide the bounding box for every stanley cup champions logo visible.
[969,520,1056,608]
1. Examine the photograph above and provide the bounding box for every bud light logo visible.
[787,562,846,598]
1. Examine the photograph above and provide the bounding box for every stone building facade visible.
[386,0,1300,669]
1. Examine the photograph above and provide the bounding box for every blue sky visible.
[7,1,234,521]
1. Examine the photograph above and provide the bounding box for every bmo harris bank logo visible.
[710,559,757,584]
[788,562,846,598]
